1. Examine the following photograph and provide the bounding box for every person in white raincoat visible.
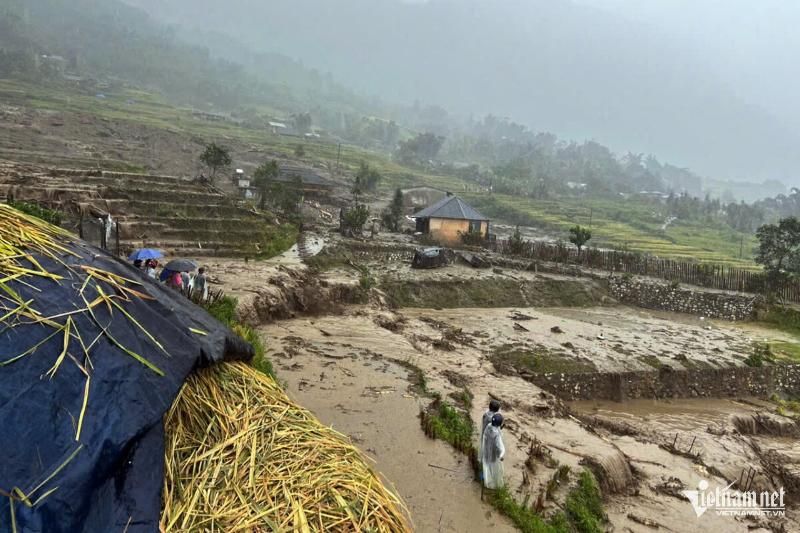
[479,400,501,458]
[481,413,506,489]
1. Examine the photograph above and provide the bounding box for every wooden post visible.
[115,221,120,256]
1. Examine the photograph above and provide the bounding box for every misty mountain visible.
[0,0,380,117]
[126,0,800,184]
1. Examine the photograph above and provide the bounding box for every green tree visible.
[253,160,279,210]
[355,162,381,192]
[755,217,800,301]
[382,188,405,232]
[569,225,592,255]
[396,132,445,165]
[292,112,312,134]
[342,205,370,236]
[271,176,304,222]
[200,143,232,182]
[294,143,306,157]
[508,225,525,255]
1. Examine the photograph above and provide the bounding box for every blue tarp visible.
[0,235,252,532]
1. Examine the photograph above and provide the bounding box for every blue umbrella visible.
[128,248,163,261]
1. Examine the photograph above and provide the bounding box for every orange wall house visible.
[412,195,490,245]
[426,218,489,244]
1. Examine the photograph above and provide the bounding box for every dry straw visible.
[162,362,412,532]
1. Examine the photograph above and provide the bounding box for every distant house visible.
[269,121,288,134]
[275,165,334,197]
[411,194,490,245]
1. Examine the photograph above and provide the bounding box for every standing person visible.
[180,271,191,297]
[481,400,501,451]
[481,413,506,490]
[167,270,183,291]
[144,260,157,279]
[133,259,143,270]
[193,267,208,301]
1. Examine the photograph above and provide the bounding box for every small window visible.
[469,220,481,233]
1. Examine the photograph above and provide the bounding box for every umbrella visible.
[128,248,163,261]
[164,259,198,272]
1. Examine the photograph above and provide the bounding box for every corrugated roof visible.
[411,195,489,221]
[276,165,333,188]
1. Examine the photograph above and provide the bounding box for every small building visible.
[411,194,490,245]
[276,165,334,196]
[269,121,288,134]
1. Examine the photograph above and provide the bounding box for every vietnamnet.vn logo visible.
[682,480,786,517]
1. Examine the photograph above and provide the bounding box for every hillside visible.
[0,78,759,266]
[126,0,800,184]
[0,0,378,117]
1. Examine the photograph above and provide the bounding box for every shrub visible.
[9,200,62,225]
[460,229,485,246]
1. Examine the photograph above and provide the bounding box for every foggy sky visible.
[573,0,800,136]
[128,0,800,185]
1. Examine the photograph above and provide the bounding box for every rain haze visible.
[5,1,800,532]
[125,0,800,185]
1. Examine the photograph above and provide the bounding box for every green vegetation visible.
[199,143,232,181]
[257,224,298,259]
[204,295,275,378]
[509,225,526,255]
[381,188,405,232]
[7,200,63,225]
[491,344,597,375]
[423,401,474,451]
[486,470,606,533]
[449,388,474,410]
[465,193,759,266]
[744,343,775,367]
[564,471,606,533]
[569,225,592,254]
[383,277,603,309]
[770,394,800,419]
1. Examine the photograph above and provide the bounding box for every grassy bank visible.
[204,295,275,378]
[419,396,606,532]
[382,277,605,309]
[465,193,758,267]
[488,470,605,533]
[491,344,597,375]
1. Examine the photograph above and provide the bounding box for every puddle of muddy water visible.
[272,335,515,533]
[570,397,772,433]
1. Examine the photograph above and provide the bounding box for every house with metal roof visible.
[411,193,490,244]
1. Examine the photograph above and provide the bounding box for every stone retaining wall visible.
[530,364,800,401]
[608,276,760,320]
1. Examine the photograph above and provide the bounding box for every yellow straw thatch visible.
[162,362,412,532]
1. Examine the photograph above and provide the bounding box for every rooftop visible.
[411,194,489,221]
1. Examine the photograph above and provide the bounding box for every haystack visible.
[0,204,410,532]
[162,363,411,532]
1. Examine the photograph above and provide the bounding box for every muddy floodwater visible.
[271,323,515,532]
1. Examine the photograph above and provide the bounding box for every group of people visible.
[480,399,506,490]
[131,259,208,301]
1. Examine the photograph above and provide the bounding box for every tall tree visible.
[755,217,800,302]
[253,160,279,210]
[199,143,232,182]
[382,188,405,232]
[292,112,312,135]
[355,162,381,192]
[569,225,592,255]
[396,132,445,165]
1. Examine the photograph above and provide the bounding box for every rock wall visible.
[608,276,760,320]
[530,364,800,401]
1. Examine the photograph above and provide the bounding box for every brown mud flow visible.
[210,245,800,532]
